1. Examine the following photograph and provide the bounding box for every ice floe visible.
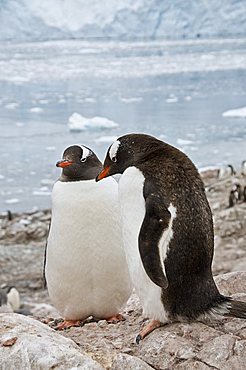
[5,198,20,204]
[120,97,143,103]
[94,136,118,143]
[41,179,54,186]
[68,113,119,132]
[32,187,51,196]
[16,122,24,127]
[45,146,56,151]
[5,102,19,110]
[29,107,44,113]
[166,94,178,103]
[222,106,246,118]
[84,97,96,103]
[177,138,193,145]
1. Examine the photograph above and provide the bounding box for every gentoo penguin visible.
[218,164,236,179]
[228,183,242,207]
[96,133,246,342]
[45,145,132,329]
[0,285,20,313]
[241,160,246,176]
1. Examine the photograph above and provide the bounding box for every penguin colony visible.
[45,145,131,329]
[46,134,246,340]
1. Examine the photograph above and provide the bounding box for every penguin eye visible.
[81,158,86,163]
[111,156,117,163]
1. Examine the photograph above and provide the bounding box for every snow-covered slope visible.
[0,0,246,42]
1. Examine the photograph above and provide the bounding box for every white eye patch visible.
[80,146,91,162]
[109,140,120,161]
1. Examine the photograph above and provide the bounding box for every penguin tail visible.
[205,296,246,320]
[211,296,246,320]
[226,298,246,319]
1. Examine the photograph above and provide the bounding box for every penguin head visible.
[57,145,102,181]
[96,133,161,181]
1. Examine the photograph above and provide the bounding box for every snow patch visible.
[68,113,119,132]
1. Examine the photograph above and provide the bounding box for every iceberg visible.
[68,113,119,132]
[222,106,246,118]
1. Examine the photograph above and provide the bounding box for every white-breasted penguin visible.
[44,145,132,329]
[96,133,246,342]
[0,285,20,313]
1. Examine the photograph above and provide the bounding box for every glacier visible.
[0,0,246,42]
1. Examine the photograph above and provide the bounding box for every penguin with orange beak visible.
[45,144,132,329]
[96,133,246,343]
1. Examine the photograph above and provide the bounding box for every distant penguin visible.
[0,285,20,313]
[218,164,236,179]
[96,133,246,342]
[241,160,246,176]
[45,145,132,329]
[229,190,237,208]
[243,186,246,202]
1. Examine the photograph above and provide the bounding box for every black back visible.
[99,133,225,319]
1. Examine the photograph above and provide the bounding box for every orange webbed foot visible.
[105,313,126,324]
[55,319,84,330]
[136,319,161,344]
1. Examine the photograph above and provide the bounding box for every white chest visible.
[46,178,131,320]
[118,167,168,322]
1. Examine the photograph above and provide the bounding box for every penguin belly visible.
[118,167,169,323]
[46,179,132,320]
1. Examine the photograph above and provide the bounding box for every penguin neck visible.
[59,173,88,182]
[59,165,102,182]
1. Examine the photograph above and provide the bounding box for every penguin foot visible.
[55,319,84,330]
[136,319,161,344]
[105,313,126,324]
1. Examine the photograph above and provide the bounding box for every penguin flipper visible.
[139,185,170,289]
[43,220,51,289]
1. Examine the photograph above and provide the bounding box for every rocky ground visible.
[0,171,245,369]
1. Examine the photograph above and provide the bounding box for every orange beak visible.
[56,160,73,168]
[96,166,110,182]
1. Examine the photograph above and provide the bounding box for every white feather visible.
[109,140,120,161]
[80,145,91,160]
[46,177,132,320]
[118,166,175,323]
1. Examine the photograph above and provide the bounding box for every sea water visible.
[0,38,246,212]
